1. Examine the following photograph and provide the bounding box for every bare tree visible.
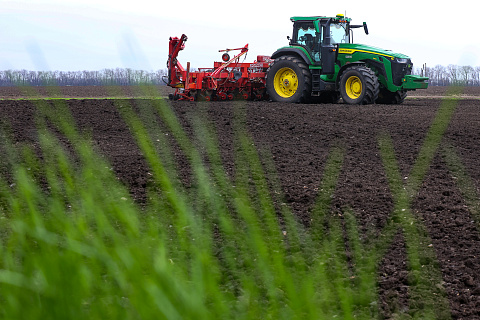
[472,66,480,86]
[447,64,459,85]
[459,65,474,86]
[433,65,448,86]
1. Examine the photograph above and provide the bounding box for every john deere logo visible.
[339,48,355,54]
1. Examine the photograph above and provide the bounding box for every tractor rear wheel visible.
[339,66,379,105]
[266,55,311,103]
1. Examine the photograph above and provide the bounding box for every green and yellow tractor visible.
[266,14,428,104]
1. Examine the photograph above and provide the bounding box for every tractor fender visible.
[271,48,313,66]
[362,59,387,80]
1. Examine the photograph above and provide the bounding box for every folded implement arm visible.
[166,34,187,88]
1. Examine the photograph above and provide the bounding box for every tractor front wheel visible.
[339,66,379,105]
[266,56,311,103]
[376,89,407,104]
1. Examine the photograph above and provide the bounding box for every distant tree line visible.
[0,68,168,86]
[1,64,480,86]
[413,64,480,86]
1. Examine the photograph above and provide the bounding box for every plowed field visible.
[1,86,480,319]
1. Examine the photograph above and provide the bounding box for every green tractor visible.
[266,14,428,104]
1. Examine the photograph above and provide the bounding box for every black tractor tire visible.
[339,66,379,105]
[266,55,311,103]
[376,89,407,104]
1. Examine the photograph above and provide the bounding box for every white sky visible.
[2,0,479,71]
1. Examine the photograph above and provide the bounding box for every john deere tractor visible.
[266,14,428,104]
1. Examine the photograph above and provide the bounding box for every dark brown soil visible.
[1,86,480,318]
[0,85,173,99]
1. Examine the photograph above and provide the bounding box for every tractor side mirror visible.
[363,22,369,35]
[350,23,369,35]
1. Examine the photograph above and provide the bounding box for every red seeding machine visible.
[166,34,272,101]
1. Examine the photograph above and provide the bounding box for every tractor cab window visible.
[293,22,321,62]
[330,22,350,44]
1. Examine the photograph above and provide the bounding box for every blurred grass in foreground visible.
[0,86,379,319]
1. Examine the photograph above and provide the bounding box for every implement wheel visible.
[266,55,311,103]
[339,66,379,105]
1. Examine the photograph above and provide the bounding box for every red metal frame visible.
[166,34,273,101]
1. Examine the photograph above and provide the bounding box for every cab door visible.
[317,18,336,75]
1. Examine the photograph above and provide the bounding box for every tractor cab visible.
[289,15,366,67]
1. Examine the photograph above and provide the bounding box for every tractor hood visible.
[337,43,428,91]
[337,43,410,61]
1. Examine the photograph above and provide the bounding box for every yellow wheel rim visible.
[345,76,362,99]
[273,67,298,98]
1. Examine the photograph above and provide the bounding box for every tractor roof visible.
[290,14,352,22]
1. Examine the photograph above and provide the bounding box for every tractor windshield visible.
[330,22,349,44]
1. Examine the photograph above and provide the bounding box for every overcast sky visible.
[2,0,478,71]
